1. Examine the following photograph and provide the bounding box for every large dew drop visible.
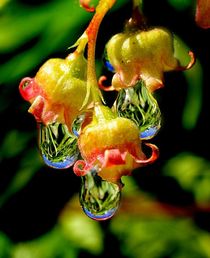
[80,169,121,221]
[113,81,161,140]
[38,122,79,169]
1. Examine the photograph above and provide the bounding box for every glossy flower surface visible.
[19,52,90,132]
[106,27,188,92]
[73,104,158,184]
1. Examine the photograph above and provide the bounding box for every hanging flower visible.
[19,51,91,132]
[73,104,159,185]
[102,27,195,92]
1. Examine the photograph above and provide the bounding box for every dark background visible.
[0,0,210,257]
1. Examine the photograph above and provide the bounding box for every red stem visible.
[85,0,116,103]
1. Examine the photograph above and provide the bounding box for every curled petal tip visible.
[19,77,34,100]
[176,51,196,71]
[80,0,95,12]
[73,160,88,176]
[98,76,115,91]
[19,77,33,89]
[136,143,159,165]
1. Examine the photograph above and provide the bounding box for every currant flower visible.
[19,44,90,168]
[102,27,195,92]
[19,50,90,132]
[73,104,159,185]
[18,0,162,220]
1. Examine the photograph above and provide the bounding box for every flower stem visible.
[132,0,142,10]
[126,0,146,30]
[85,0,116,105]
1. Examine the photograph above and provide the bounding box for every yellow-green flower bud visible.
[106,27,179,92]
[19,52,91,132]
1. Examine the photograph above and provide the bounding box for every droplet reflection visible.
[113,81,161,140]
[103,49,115,72]
[80,169,121,221]
[38,123,79,169]
[140,126,160,140]
[72,114,85,137]
[104,60,115,73]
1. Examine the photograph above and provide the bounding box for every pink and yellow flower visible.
[102,27,195,92]
[19,52,91,132]
[73,104,159,185]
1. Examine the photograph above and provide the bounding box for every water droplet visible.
[104,60,115,73]
[80,169,121,221]
[38,122,79,169]
[103,49,115,72]
[72,114,85,137]
[140,126,159,139]
[113,81,161,140]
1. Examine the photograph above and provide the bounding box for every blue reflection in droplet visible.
[140,126,160,140]
[104,60,115,73]
[73,129,79,137]
[83,206,119,221]
[42,154,78,169]
[72,115,85,137]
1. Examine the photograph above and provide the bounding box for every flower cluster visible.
[19,0,195,220]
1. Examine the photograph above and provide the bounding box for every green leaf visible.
[163,152,210,204]
[0,4,51,53]
[0,0,92,84]
[111,216,210,258]
[59,208,103,255]
[0,232,12,258]
[0,130,32,159]
[0,148,42,207]
[12,227,77,258]
[167,0,194,11]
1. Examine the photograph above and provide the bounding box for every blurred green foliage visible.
[167,0,194,11]
[164,152,210,204]
[111,216,210,258]
[0,0,92,83]
[0,0,210,258]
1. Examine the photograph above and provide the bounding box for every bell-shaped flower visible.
[19,52,91,132]
[104,27,195,92]
[73,104,158,185]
